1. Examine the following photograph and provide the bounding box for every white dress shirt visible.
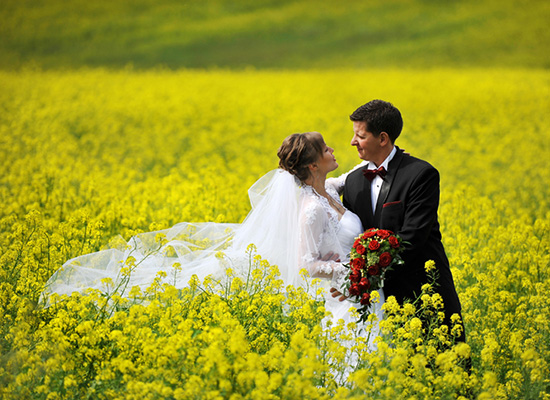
[367,146,397,212]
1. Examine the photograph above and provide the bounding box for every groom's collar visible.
[367,146,397,171]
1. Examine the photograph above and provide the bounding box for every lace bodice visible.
[298,182,363,290]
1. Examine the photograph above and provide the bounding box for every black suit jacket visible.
[343,147,462,320]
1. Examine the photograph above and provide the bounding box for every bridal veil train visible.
[43,167,384,356]
[43,169,308,301]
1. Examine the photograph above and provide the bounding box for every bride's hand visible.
[330,287,348,302]
[321,252,340,262]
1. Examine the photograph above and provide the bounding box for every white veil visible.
[233,169,302,286]
[42,169,307,302]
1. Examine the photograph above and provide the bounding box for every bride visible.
[43,132,384,341]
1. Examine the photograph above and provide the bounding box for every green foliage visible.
[0,0,548,70]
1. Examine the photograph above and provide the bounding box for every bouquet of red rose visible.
[343,228,405,320]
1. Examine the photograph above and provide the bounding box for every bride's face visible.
[316,143,338,175]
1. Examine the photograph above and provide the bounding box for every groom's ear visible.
[379,131,391,146]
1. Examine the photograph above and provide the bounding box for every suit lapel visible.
[373,147,404,224]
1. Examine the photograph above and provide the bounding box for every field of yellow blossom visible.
[1,67,549,399]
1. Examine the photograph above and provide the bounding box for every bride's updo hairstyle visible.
[277,132,325,182]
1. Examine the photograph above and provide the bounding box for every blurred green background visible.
[1,0,548,70]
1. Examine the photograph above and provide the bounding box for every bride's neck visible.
[304,173,327,196]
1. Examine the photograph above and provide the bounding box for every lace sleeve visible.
[326,161,368,195]
[298,197,349,291]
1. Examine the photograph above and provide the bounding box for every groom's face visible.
[351,121,381,162]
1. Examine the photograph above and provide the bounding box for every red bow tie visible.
[363,166,387,181]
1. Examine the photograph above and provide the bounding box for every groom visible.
[337,99,464,341]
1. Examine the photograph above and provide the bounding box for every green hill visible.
[1,0,548,70]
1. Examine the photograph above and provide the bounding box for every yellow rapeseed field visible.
[1,67,549,399]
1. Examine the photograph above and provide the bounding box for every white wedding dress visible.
[43,169,384,349]
[299,180,385,345]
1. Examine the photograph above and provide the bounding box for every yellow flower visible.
[424,260,436,272]
[2,67,549,399]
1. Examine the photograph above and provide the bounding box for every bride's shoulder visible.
[299,188,328,225]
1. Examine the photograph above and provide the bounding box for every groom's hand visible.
[330,287,348,302]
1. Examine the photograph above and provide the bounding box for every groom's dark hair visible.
[350,100,403,143]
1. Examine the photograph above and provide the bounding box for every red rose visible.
[360,292,371,305]
[368,264,381,276]
[353,239,361,248]
[349,269,362,283]
[368,240,380,251]
[379,252,392,267]
[358,277,370,291]
[349,284,361,296]
[388,236,400,249]
[363,230,377,239]
[350,257,365,269]
[356,244,366,255]
[377,229,391,239]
